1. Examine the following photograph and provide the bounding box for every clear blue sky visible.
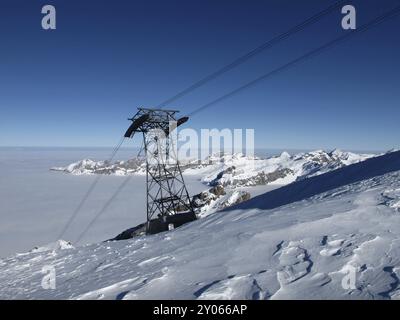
[0,0,399,151]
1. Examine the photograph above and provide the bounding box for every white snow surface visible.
[2,151,400,299]
[30,240,74,253]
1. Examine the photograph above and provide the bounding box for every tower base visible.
[147,211,197,235]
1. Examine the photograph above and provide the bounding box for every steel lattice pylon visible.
[124,108,196,234]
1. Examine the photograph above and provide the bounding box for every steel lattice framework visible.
[124,108,196,234]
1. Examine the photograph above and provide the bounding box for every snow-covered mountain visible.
[187,149,375,187]
[51,149,375,189]
[51,158,146,176]
[2,150,400,299]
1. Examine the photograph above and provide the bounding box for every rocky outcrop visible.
[209,168,294,187]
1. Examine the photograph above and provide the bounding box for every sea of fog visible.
[0,148,206,257]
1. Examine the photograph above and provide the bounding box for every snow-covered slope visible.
[30,240,74,253]
[2,150,400,300]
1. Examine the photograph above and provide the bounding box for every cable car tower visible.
[124,108,196,234]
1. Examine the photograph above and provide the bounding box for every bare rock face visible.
[110,223,147,241]
[191,184,251,213]
[218,190,251,209]
[209,168,294,187]
[192,185,226,208]
[192,190,218,208]
[209,184,226,196]
[175,203,191,212]
[244,169,293,186]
